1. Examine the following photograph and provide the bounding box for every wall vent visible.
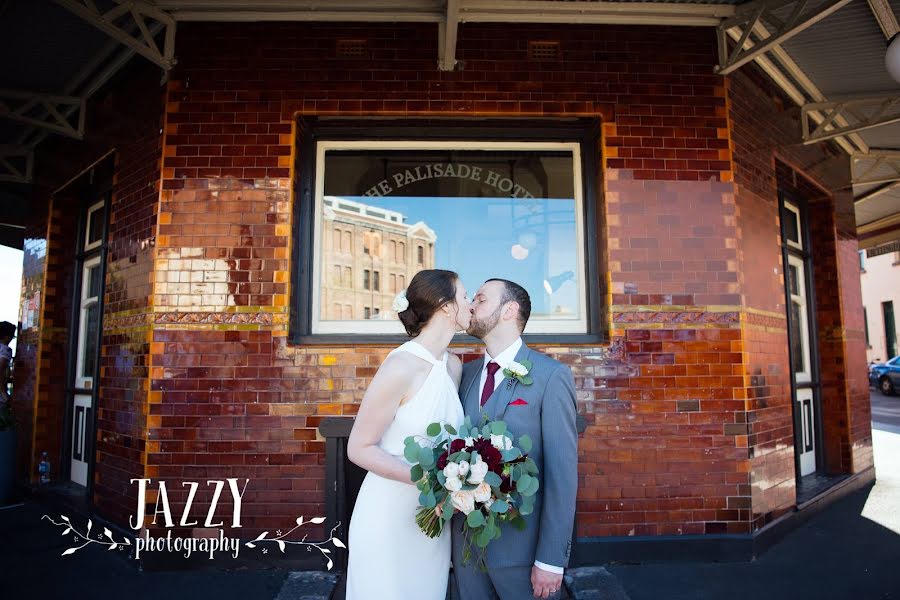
[528,40,560,61]
[336,39,367,58]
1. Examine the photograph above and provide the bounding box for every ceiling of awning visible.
[1,0,898,250]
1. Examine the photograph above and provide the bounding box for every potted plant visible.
[0,401,16,505]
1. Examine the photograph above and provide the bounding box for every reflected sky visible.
[336,195,580,317]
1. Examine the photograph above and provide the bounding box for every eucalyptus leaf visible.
[490,499,509,513]
[517,473,533,491]
[436,471,446,486]
[518,434,533,453]
[475,530,491,547]
[466,509,486,528]
[520,376,533,385]
[484,472,502,487]
[404,436,415,446]
[404,443,420,463]
[418,446,435,468]
[510,515,526,531]
[444,423,457,435]
[490,421,507,435]
[419,490,436,509]
[410,464,424,482]
[426,422,442,437]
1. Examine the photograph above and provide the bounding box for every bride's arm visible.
[347,353,422,485]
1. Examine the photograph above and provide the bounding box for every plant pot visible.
[0,428,17,506]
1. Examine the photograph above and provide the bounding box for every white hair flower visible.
[392,290,409,312]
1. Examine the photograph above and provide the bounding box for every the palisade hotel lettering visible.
[363,163,537,198]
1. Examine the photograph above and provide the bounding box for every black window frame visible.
[291,117,607,345]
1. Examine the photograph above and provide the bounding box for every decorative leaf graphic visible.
[254,531,269,541]
[310,517,326,524]
[61,515,70,523]
[326,558,333,571]
[295,516,304,526]
[104,528,113,540]
[86,520,92,535]
[245,542,256,549]
[61,528,71,536]
[276,540,286,553]
[332,538,346,549]
[62,548,78,556]
[108,543,117,551]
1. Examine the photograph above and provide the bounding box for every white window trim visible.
[783,201,803,251]
[311,140,588,335]
[75,256,101,389]
[788,254,812,383]
[84,200,105,252]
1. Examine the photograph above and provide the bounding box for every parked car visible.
[869,356,900,395]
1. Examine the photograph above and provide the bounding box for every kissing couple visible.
[345,269,578,599]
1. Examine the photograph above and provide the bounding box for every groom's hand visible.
[531,565,563,599]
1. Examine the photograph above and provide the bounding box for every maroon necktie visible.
[480,361,501,406]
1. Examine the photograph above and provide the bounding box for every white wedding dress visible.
[346,341,464,600]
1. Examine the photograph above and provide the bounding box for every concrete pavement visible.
[2,391,899,599]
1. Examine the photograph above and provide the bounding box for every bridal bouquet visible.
[404,416,540,566]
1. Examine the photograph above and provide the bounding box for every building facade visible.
[9,21,872,564]
[861,248,900,363]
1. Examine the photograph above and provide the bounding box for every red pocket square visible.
[510,398,528,406]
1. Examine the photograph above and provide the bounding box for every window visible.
[343,266,352,287]
[859,250,866,272]
[85,201,105,251]
[864,307,869,346]
[332,265,342,286]
[295,119,602,339]
[332,229,342,251]
[342,231,352,252]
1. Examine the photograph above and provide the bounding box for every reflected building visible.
[321,196,436,320]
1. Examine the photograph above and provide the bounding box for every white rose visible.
[473,482,492,503]
[458,461,470,477]
[391,291,409,312]
[464,437,475,447]
[467,460,489,485]
[491,434,513,451]
[444,476,463,493]
[450,490,476,515]
[507,360,528,376]
[443,462,460,479]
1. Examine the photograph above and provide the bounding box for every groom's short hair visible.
[486,279,531,332]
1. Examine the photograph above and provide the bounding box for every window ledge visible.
[290,333,610,347]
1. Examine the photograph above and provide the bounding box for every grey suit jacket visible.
[454,342,578,569]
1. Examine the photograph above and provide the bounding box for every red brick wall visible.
[727,64,870,529]
[15,20,871,548]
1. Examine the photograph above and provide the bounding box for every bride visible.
[345,269,469,600]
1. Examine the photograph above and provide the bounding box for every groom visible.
[453,279,578,599]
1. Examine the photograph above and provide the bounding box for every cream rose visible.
[467,459,489,485]
[450,490,476,515]
[442,462,460,480]
[506,360,528,376]
[473,481,492,504]
[491,434,513,451]
[458,460,470,477]
[444,476,463,493]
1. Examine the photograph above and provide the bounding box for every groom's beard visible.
[466,305,502,339]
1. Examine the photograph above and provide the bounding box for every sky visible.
[0,246,23,355]
[340,195,581,317]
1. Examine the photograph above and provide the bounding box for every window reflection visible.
[316,145,586,333]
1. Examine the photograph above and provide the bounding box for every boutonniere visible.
[503,359,533,387]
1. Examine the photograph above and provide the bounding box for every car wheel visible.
[880,376,896,396]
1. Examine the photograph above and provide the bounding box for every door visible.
[781,198,821,478]
[70,201,105,486]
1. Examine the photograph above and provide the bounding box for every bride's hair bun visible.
[398,269,459,337]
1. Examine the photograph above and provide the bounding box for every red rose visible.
[436,451,448,471]
[449,439,466,454]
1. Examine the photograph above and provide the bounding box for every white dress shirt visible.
[478,337,564,575]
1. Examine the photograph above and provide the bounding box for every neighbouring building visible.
[861,246,900,363]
